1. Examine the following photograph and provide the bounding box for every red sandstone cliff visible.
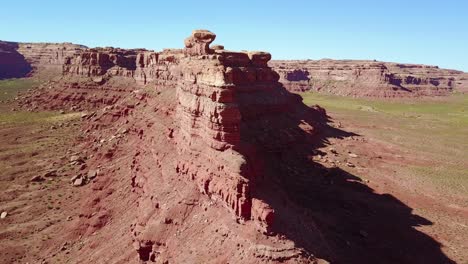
[0,41,86,79]
[3,38,466,98]
[270,60,467,97]
[16,30,330,263]
[8,29,458,264]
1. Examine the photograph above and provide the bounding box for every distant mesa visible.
[0,41,86,79]
[2,32,467,96]
[271,59,467,97]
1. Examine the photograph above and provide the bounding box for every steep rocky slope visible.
[271,60,467,97]
[4,31,459,264]
[16,30,331,263]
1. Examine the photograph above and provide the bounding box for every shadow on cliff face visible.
[0,41,32,79]
[244,88,455,264]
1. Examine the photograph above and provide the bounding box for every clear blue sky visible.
[2,0,467,71]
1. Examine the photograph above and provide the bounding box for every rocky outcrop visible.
[456,73,468,93]
[61,44,186,86]
[16,30,312,233]
[32,30,317,233]
[1,41,87,79]
[27,30,324,263]
[271,60,467,97]
[10,30,462,264]
[17,42,86,70]
[62,47,146,78]
[134,49,184,85]
[174,30,284,229]
[183,29,216,56]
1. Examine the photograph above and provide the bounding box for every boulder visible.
[31,175,45,182]
[0,211,7,219]
[87,169,99,179]
[73,177,84,186]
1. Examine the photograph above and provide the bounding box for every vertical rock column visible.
[175,30,277,230]
[176,30,251,219]
[177,30,242,151]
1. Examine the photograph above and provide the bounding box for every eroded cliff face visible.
[18,31,323,232]
[6,32,464,264]
[3,38,467,97]
[16,30,328,263]
[17,42,86,71]
[0,41,86,79]
[62,47,138,78]
[174,32,282,227]
[271,60,467,97]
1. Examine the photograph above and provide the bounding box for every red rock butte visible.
[1,29,463,264]
[50,30,317,232]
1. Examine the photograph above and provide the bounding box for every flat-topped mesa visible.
[0,41,86,79]
[271,60,464,96]
[176,30,296,232]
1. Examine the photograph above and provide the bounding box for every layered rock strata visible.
[62,46,185,87]
[62,47,140,77]
[271,60,467,97]
[0,41,86,78]
[20,30,311,231]
[171,31,322,234]
[134,50,184,86]
[174,30,283,229]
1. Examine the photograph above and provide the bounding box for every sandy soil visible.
[0,82,467,263]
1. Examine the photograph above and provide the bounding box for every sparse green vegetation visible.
[0,111,57,125]
[0,78,39,101]
[0,111,81,125]
[302,91,468,197]
[302,92,468,123]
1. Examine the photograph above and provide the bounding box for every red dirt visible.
[1,30,466,264]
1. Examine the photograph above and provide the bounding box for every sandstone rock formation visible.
[184,29,216,55]
[10,29,460,264]
[456,72,468,93]
[15,30,331,263]
[18,30,319,233]
[174,30,281,225]
[0,41,86,78]
[134,49,184,85]
[5,38,466,98]
[271,60,467,97]
[15,32,467,237]
[62,47,145,78]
